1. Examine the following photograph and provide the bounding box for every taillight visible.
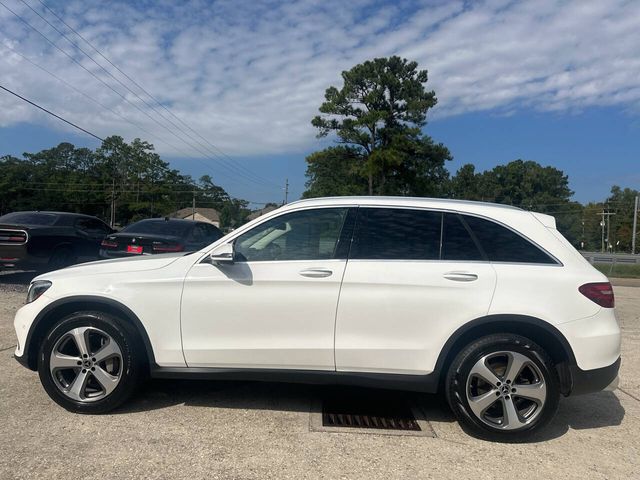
[0,229,27,244]
[101,239,118,249]
[152,242,184,253]
[579,282,615,308]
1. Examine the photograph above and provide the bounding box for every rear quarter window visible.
[462,214,557,264]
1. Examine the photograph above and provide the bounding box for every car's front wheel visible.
[445,333,560,441]
[37,311,143,413]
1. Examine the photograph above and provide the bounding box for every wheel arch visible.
[434,314,577,394]
[24,295,155,371]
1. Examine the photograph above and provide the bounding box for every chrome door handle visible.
[443,271,478,282]
[299,268,333,278]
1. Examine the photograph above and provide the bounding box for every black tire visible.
[445,333,560,442]
[48,247,77,270]
[37,311,144,414]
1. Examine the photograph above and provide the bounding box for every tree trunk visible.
[368,173,373,195]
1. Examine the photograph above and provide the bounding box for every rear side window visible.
[124,220,191,237]
[0,212,58,226]
[351,208,441,260]
[462,215,556,264]
[442,214,483,261]
[205,224,223,242]
[75,218,111,234]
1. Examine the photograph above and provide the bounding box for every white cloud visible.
[1,0,639,161]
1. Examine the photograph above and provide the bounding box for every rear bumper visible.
[556,307,620,371]
[568,356,620,396]
[0,247,33,269]
[99,249,152,259]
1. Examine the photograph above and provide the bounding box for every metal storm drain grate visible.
[323,399,421,431]
[310,393,436,437]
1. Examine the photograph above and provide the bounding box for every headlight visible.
[26,280,52,304]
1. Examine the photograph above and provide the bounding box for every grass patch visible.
[594,263,640,279]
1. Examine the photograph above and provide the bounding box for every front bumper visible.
[13,294,55,370]
[568,356,621,396]
[14,351,29,368]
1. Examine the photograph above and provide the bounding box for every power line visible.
[1,0,275,192]
[0,84,103,141]
[0,42,235,187]
[0,43,178,151]
[36,0,281,190]
[20,0,279,190]
[0,54,203,197]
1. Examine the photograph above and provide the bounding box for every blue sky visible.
[1,0,639,205]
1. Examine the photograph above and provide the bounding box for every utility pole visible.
[632,195,639,255]
[192,187,196,220]
[110,177,116,228]
[598,209,615,253]
[284,178,289,204]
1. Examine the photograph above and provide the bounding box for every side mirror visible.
[207,243,234,264]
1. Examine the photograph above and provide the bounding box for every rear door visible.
[335,207,497,375]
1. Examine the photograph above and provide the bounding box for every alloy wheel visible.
[49,326,123,403]
[465,351,547,431]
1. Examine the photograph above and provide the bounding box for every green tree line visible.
[303,56,638,251]
[0,136,251,229]
[2,56,637,250]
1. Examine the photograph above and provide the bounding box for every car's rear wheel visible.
[37,311,143,413]
[445,333,560,441]
[48,247,76,270]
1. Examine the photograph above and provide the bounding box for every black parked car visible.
[99,218,223,258]
[0,211,114,271]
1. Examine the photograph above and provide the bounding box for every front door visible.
[181,207,354,370]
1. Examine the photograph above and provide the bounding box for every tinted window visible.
[76,218,111,234]
[351,208,441,260]
[205,224,223,241]
[0,212,58,226]
[462,215,556,264]
[189,224,208,242]
[442,214,483,261]
[235,208,348,262]
[123,220,191,237]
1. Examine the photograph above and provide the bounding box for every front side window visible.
[462,214,556,264]
[351,208,441,260]
[235,208,348,262]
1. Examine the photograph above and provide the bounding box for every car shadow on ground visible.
[0,270,38,289]
[116,378,625,442]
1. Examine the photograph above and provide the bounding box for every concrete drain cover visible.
[309,396,435,437]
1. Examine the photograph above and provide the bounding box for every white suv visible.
[14,197,620,440]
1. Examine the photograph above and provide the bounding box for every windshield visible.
[0,212,59,226]
[122,220,191,237]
